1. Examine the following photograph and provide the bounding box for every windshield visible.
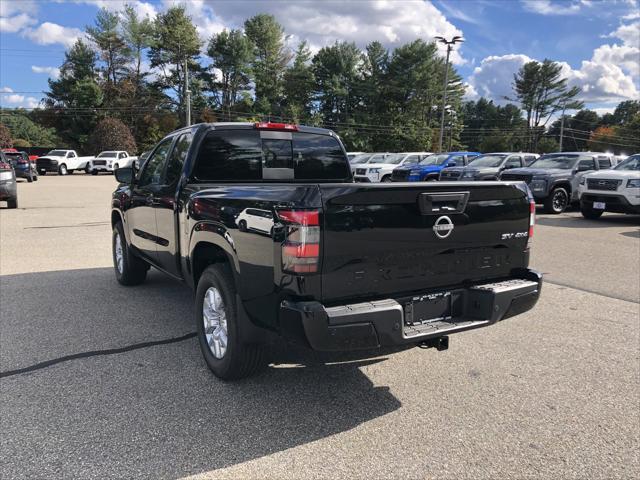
[419,154,449,166]
[382,153,405,165]
[614,154,640,171]
[529,154,580,169]
[98,152,118,158]
[468,154,507,167]
[47,150,67,156]
[351,153,373,164]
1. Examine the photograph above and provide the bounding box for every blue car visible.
[392,152,481,181]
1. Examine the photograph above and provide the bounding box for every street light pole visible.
[185,57,191,127]
[558,100,566,152]
[435,36,464,153]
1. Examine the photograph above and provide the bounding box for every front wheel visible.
[58,164,68,175]
[85,165,92,174]
[238,220,247,232]
[196,264,266,380]
[381,175,392,183]
[27,174,33,183]
[39,170,46,176]
[544,187,569,214]
[581,205,604,220]
[113,222,148,285]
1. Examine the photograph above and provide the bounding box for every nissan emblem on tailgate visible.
[433,216,454,239]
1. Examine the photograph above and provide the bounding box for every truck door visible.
[154,132,192,277]
[128,136,174,263]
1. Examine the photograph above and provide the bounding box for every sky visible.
[0,0,639,115]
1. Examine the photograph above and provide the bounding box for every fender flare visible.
[188,221,241,281]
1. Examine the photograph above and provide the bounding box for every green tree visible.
[536,136,559,154]
[0,111,59,147]
[206,29,253,119]
[121,5,154,89]
[44,40,103,148]
[86,8,130,97]
[513,59,583,150]
[612,100,640,125]
[244,14,291,116]
[615,113,640,154]
[87,117,137,153]
[148,6,201,125]
[548,109,600,150]
[312,41,362,127]
[0,123,13,148]
[282,41,315,122]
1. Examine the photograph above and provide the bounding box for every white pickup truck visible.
[87,151,137,175]
[35,149,94,175]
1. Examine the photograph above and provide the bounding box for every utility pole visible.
[558,100,566,152]
[185,57,191,127]
[435,36,464,153]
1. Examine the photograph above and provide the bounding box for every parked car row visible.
[33,149,138,176]
[0,151,18,208]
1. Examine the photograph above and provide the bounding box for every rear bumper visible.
[280,269,542,352]
[581,194,640,214]
[0,181,17,199]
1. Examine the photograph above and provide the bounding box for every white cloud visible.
[205,0,466,64]
[521,0,582,15]
[0,1,39,17]
[0,13,37,33]
[466,16,640,105]
[31,65,61,80]
[22,22,84,48]
[465,54,534,101]
[0,87,40,108]
[73,1,158,19]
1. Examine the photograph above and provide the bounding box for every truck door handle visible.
[419,192,469,215]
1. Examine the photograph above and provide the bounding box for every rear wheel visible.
[581,205,604,220]
[544,187,569,214]
[196,264,265,380]
[113,222,148,285]
[238,220,247,232]
[27,174,33,183]
[58,164,68,175]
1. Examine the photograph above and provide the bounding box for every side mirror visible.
[115,167,134,184]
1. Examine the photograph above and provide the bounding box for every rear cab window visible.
[192,129,350,182]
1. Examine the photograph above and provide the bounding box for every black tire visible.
[112,221,148,286]
[39,170,46,175]
[543,187,569,214]
[58,164,68,175]
[381,175,392,182]
[85,165,92,174]
[92,170,99,175]
[7,197,18,209]
[27,174,33,183]
[426,176,438,182]
[33,172,38,181]
[238,220,247,232]
[581,206,604,220]
[196,264,265,380]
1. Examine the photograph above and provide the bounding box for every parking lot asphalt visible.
[1,175,639,479]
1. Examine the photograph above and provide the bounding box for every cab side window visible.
[578,158,596,171]
[164,133,192,185]
[138,137,174,187]
[404,155,420,164]
[505,156,522,168]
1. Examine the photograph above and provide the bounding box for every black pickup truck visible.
[111,122,542,379]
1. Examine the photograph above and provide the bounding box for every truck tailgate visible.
[319,182,531,304]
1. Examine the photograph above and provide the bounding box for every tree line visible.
[1,5,638,155]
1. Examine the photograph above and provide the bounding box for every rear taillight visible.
[0,162,10,169]
[255,122,298,131]
[528,199,535,248]
[277,209,320,274]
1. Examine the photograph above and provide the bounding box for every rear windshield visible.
[614,154,640,171]
[529,154,580,169]
[192,129,350,182]
[468,154,507,167]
